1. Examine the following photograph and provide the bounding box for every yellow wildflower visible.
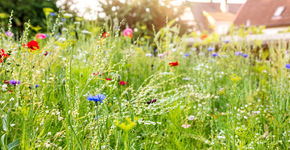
[219,88,225,95]
[230,74,241,83]
[43,8,54,16]
[115,117,136,132]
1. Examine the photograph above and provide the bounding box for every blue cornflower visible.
[154,49,158,52]
[243,53,248,58]
[208,47,215,52]
[35,84,39,88]
[212,53,218,57]
[286,64,290,69]
[184,53,190,57]
[62,18,66,22]
[235,52,242,56]
[225,40,230,44]
[9,80,21,86]
[49,12,56,16]
[87,94,106,103]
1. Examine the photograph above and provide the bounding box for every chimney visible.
[220,0,228,13]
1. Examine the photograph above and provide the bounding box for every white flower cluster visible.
[2,84,7,92]
[138,119,161,125]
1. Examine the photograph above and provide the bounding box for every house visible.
[234,0,290,34]
[187,1,242,34]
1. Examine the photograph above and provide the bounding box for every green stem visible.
[124,132,128,150]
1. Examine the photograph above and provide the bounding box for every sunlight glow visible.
[57,0,105,20]
[56,0,246,20]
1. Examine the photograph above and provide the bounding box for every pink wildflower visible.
[182,124,191,128]
[35,33,47,39]
[123,28,133,38]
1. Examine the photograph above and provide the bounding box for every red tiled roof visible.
[191,2,242,14]
[234,0,290,27]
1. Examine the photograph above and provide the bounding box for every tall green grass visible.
[0,14,289,149]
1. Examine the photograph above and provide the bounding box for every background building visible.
[188,0,242,34]
[234,0,290,34]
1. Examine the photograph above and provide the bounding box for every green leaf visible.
[0,12,9,19]
[262,51,269,60]
[7,139,20,150]
[1,134,6,146]
[2,117,7,132]
[167,20,176,28]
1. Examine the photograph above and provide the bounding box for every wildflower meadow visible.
[0,11,289,150]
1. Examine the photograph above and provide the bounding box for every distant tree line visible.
[99,0,189,34]
[0,0,190,36]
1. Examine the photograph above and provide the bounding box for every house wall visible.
[187,32,290,45]
[214,21,232,34]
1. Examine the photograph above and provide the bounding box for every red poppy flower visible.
[169,61,179,67]
[119,80,128,86]
[92,72,101,76]
[102,32,110,38]
[106,78,112,81]
[200,34,207,40]
[24,40,39,50]
[3,80,9,84]
[0,49,9,63]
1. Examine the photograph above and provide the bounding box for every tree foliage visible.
[0,0,58,32]
[99,0,189,34]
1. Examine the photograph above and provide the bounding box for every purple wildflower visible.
[9,80,20,86]
[286,64,290,69]
[5,31,14,37]
[145,53,153,57]
[208,47,215,52]
[235,52,242,56]
[147,99,157,104]
[212,53,218,57]
[49,12,56,16]
[44,51,48,56]
[243,53,248,58]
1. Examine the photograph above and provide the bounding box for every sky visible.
[187,0,246,3]
[56,0,247,20]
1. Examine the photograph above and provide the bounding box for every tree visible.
[57,0,189,36]
[99,0,189,34]
[0,0,58,33]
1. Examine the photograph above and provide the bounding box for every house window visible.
[246,19,251,27]
[273,6,285,17]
